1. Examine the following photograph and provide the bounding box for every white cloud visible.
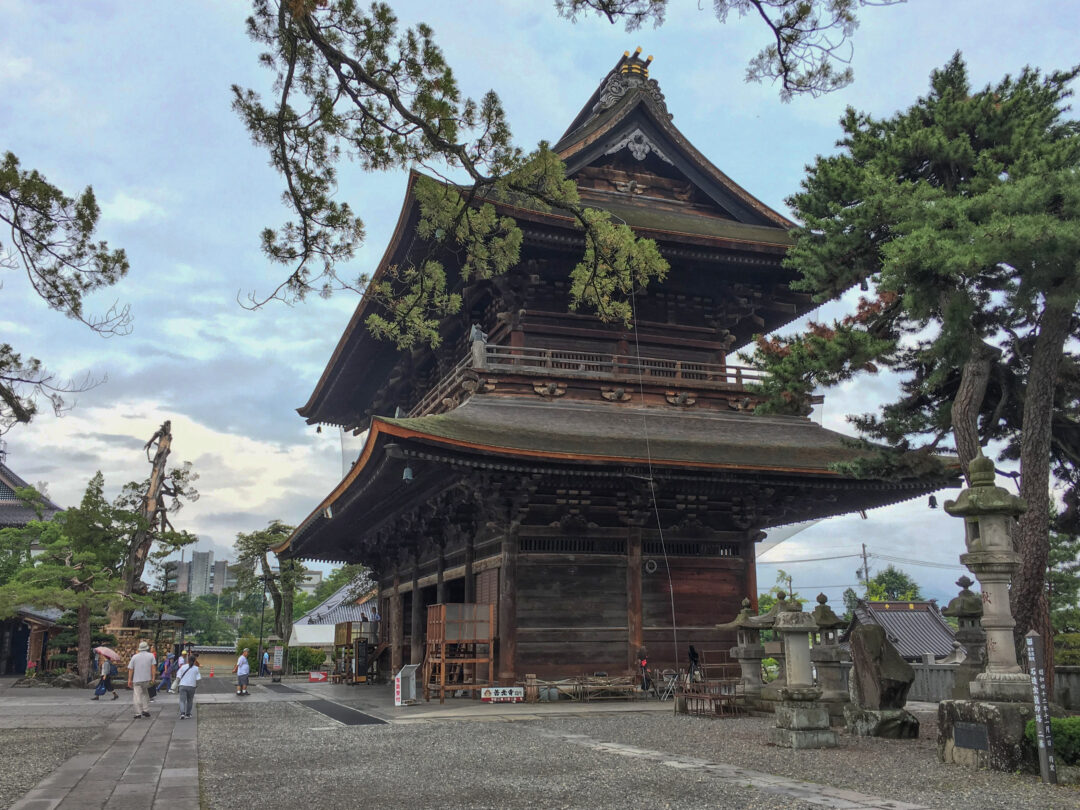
[100,191,166,224]
[0,54,31,83]
[6,399,342,554]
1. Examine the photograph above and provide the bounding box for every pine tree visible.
[1048,527,1080,634]
[0,152,130,432]
[747,55,1080,657]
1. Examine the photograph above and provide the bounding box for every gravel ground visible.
[539,711,1078,810]
[199,701,820,809]
[0,726,99,808]
[198,701,1080,810]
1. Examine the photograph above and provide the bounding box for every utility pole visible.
[861,543,871,592]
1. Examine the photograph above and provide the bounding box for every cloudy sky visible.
[2,1,1077,603]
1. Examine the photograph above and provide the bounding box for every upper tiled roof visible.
[0,461,62,527]
[842,600,958,661]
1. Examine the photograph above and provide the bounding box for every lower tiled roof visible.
[843,600,958,661]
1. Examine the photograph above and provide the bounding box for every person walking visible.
[232,647,250,696]
[127,641,155,719]
[158,654,174,694]
[261,649,270,677]
[175,653,200,719]
[90,652,119,701]
[170,650,186,694]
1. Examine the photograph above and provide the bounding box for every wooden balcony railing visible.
[408,340,766,418]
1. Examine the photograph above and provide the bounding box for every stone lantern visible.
[941,575,987,699]
[810,593,850,717]
[943,453,1031,703]
[767,604,837,749]
[718,591,797,709]
[716,598,766,702]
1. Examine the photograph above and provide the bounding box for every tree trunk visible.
[1012,302,1072,692]
[951,338,1000,476]
[113,421,172,626]
[77,601,92,686]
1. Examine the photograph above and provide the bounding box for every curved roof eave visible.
[297,170,423,422]
[274,407,959,556]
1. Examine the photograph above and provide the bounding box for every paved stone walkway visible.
[10,706,198,810]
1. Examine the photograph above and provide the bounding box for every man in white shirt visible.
[127,640,156,718]
[232,647,250,696]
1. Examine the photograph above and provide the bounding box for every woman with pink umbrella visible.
[91,646,120,701]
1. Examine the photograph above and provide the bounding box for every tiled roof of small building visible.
[0,461,62,527]
[842,599,958,661]
[130,610,186,623]
[294,575,376,627]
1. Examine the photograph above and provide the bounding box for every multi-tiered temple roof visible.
[277,54,955,681]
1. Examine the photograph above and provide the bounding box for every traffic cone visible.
[209,665,214,678]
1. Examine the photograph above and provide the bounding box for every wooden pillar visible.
[497,521,519,685]
[390,572,403,675]
[436,544,446,605]
[745,533,759,611]
[463,533,475,603]
[410,561,423,665]
[627,525,643,676]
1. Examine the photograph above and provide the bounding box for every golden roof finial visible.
[620,47,651,78]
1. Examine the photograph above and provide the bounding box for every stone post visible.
[767,608,837,749]
[941,575,986,699]
[943,453,1031,703]
[810,593,850,718]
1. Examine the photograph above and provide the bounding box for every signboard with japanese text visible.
[272,645,283,672]
[481,687,524,703]
[1025,631,1057,784]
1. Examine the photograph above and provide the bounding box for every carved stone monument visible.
[767,606,837,749]
[938,453,1036,772]
[810,593,850,719]
[843,624,919,738]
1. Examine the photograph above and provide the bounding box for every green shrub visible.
[762,657,779,682]
[235,637,260,657]
[1025,716,1080,766]
[1054,633,1080,666]
[292,647,327,672]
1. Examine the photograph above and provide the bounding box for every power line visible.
[873,553,965,571]
[757,553,863,564]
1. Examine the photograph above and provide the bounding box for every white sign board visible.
[272,645,283,672]
[481,687,524,704]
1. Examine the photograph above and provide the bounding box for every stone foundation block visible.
[775,702,831,731]
[937,699,1036,772]
[844,707,919,739]
[767,727,838,749]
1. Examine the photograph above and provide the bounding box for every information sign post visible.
[1025,630,1057,784]
[271,645,283,683]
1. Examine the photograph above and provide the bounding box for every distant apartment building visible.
[188,551,213,597]
[299,569,323,596]
[212,559,236,595]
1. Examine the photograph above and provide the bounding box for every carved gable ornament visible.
[592,72,672,122]
[605,128,673,166]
